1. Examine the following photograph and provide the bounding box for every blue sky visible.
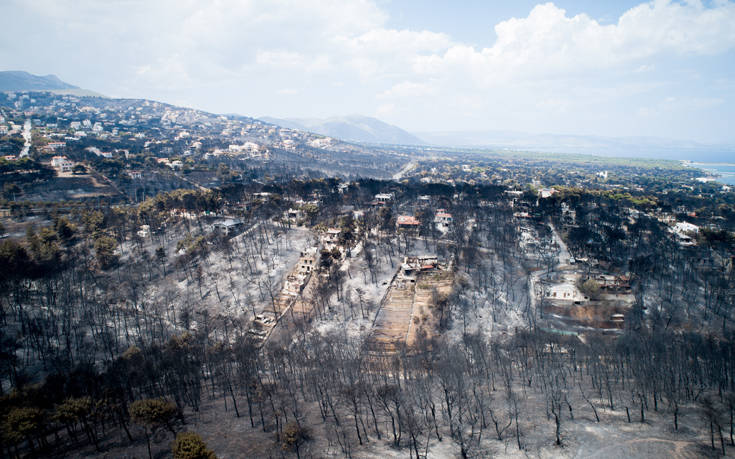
[1,0,734,143]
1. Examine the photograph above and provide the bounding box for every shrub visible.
[579,278,601,300]
[172,432,217,459]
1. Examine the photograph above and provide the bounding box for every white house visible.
[673,221,699,235]
[434,209,453,229]
[374,193,394,203]
[538,188,557,199]
[322,228,342,246]
[545,284,585,301]
[671,221,699,245]
[51,156,73,173]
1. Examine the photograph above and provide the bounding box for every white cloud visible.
[8,0,734,89]
[1,0,734,139]
[379,81,437,99]
[255,50,305,68]
[412,1,735,86]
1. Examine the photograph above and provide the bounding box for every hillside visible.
[261,115,424,145]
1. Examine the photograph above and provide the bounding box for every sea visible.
[686,162,735,186]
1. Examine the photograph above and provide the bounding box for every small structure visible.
[213,218,244,235]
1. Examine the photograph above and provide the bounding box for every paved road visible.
[393,160,417,180]
[20,119,31,157]
[551,224,571,264]
[529,222,569,325]
[177,173,211,191]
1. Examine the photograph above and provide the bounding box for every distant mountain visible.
[0,71,77,91]
[416,129,735,162]
[260,115,424,145]
[0,71,102,96]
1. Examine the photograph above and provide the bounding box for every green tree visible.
[94,235,118,269]
[2,182,21,199]
[82,210,105,234]
[0,240,32,281]
[27,227,61,268]
[55,216,76,241]
[3,406,45,452]
[130,398,179,459]
[54,397,99,448]
[281,422,310,459]
[579,278,601,300]
[172,432,217,459]
[155,246,167,276]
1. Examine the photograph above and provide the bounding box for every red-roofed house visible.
[397,215,420,230]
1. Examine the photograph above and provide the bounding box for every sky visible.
[1,0,734,143]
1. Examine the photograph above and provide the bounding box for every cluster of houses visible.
[155,158,184,170]
[206,142,270,160]
[395,210,454,232]
[1,91,350,181]
[373,192,454,233]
